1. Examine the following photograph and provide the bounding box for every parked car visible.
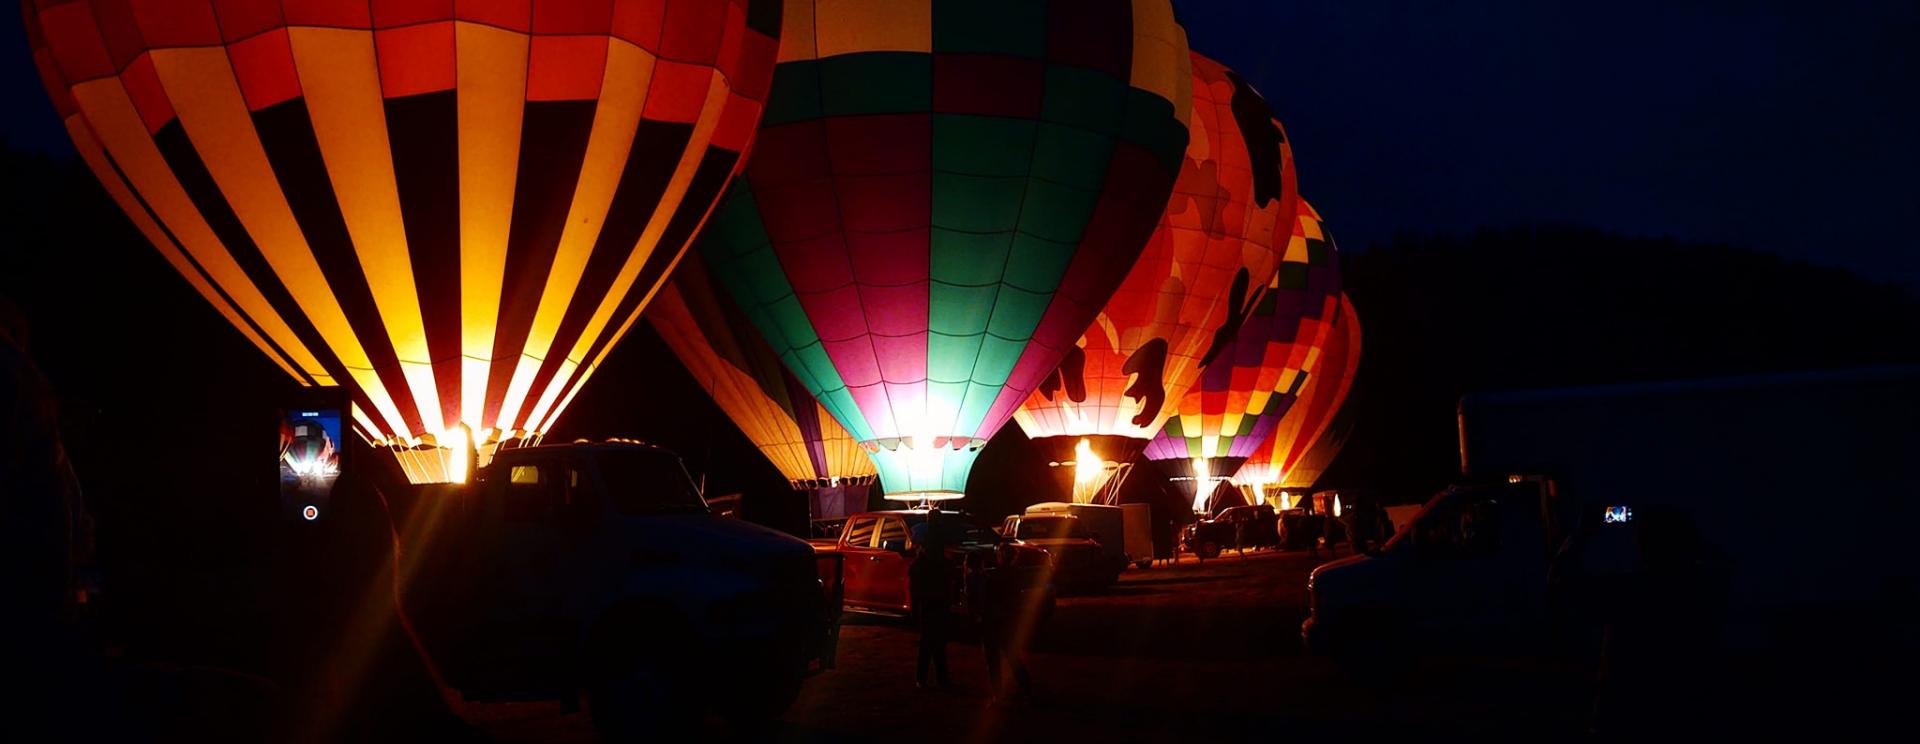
[397,442,838,738]
[816,509,1054,619]
[998,513,1124,591]
[1182,503,1279,559]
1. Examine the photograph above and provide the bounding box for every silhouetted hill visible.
[1323,225,1920,499]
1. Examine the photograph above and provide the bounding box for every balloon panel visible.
[26,0,782,482]
[699,0,1192,496]
[1238,291,1362,489]
[648,253,876,487]
[1014,52,1296,444]
[1145,199,1344,463]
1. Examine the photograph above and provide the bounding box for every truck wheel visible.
[1197,541,1222,560]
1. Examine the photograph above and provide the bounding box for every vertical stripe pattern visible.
[25,0,784,483]
[647,251,877,488]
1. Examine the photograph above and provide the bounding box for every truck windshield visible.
[1016,518,1088,540]
[905,516,1000,547]
[594,450,708,515]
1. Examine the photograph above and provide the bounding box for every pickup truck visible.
[1183,503,1279,559]
[1304,367,1920,665]
[997,513,1123,591]
[394,442,838,738]
[814,509,1054,618]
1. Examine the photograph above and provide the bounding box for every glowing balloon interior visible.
[648,251,877,489]
[1144,198,1345,475]
[25,0,784,482]
[698,0,1194,499]
[1234,291,1363,492]
[1014,53,1296,489]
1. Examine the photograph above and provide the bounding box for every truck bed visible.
[1459,365,1920,639]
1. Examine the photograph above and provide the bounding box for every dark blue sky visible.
[5,1,1915,290]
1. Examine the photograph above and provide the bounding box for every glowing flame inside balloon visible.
[1072,439,1105,504]
[445,426,471,485]
[1191,457,1211,513]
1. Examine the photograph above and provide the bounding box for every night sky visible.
[19,2,1905,289]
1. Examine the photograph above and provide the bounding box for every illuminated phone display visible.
[1603,505,1633,524]
[279,400,345,522]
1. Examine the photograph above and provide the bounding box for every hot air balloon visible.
[1234,291,1362,500]
[283,416,339,478]
[648,251,878,517]
[24,0,784,483]
[696,1,1194,501]
[1012,52,1296,503]
[1143,198,1344,512]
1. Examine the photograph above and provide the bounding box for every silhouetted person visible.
[1346,500,1388,554]
[909,532,954,688]
[1591,507,1727,740]
[0,299,83,630]
[974,545,1039,704]
[2,299,115,736]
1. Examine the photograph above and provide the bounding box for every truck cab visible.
[998,513,1120,591]
[398,442,835,735]
[1303,481,1555,658]
[1308,367,1920,667]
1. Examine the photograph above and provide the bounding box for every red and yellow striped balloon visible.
[24,0,782,482]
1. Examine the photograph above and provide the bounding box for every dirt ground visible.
[468,548,1593,742]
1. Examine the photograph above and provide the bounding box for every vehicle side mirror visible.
[881,539,907,553]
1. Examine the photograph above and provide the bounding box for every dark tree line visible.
[1323,225,1920,500]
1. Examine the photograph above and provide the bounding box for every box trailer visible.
[1025,502,1155,569]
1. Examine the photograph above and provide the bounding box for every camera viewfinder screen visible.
[280,408,342,520]
[1602,505,1633,524]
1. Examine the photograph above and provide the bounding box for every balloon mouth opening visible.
[793,475,878,490]
[363,416,544,485]
[883,491,964,510]
[860,436,988,453]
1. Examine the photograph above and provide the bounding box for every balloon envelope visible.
[648,252,877,489]
[1012,52,1297,494]
[1236,291,1362,491]
[697,0,1193,498]
[1144,198,1345,498]
[25,0,783,482]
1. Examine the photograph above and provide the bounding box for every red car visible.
[813,510,1053,617]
